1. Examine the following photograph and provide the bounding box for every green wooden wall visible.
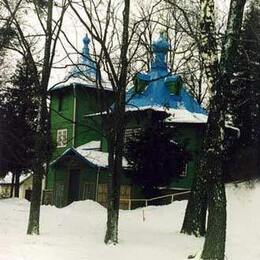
[47,84,205,207]
[48,84,114,194]
[123,111,205,190]
[50,85,114,159]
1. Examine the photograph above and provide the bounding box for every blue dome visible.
[125,34,207,123]
[152,34,169,53]
[66,34,97,80]
[83,34,90,45]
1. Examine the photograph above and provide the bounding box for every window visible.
[124,128,141,144]
[180,163,188,177]
[57,129,68,148]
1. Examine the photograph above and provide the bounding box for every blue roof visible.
[126,34,207,118]
[68,34,97,79]
[49,34,106,92]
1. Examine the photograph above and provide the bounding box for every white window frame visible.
[56,129,68,148]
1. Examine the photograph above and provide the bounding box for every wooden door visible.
[120,185,131,210]
[97,184,131,209]
[83,183,95,200]
[97,184,108,207]
[54,182,65,208]
[68,169,80,204]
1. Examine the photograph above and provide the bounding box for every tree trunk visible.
[181,0,246,238]
[26,0,53,236]
[27,165,44,235]
[14,172,20,198]
[104,0,130,245]
[181,170,207,236]
[181,0,219,237]
[201,1,246,258]
[10,172,15,198]
[182,1,246,259]
[201,179,226,260]
[104,129,124,244]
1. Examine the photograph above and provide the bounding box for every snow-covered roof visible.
[81,141,101,150]
[76,144,128,168]
[50,142,128,169]
[125,34,208,124]
[125,105,208,124]
[0,173,31,185]
[49,78,112,92]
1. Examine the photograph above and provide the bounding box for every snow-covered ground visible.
[0,183,259,260]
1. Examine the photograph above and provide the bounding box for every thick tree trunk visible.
[104,0,130,245]
[182,1,246,259]
[181,0,218,237]
[198,85,227,259]
[14,172,20,198]
[201,180,226,260]
[27,165,44,235]
[104,128,124,244]
[10,173,15,198]
[26,0,53,236]
[181,170,207,236]
[201,1,246,258]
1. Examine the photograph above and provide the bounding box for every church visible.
[44,34,209,209]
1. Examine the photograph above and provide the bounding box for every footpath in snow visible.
[0,182,259,260]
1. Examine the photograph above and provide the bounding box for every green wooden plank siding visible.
[123,112,205,190]
[169,125,204,189]
[50,89,74,159]
[47,84,205,207]
[74,88,103,147]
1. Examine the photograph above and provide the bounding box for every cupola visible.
[164,75,183,96]
[151,32,169,71]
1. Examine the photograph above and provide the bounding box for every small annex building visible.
[0,173,45,200]
[45,34,209,209]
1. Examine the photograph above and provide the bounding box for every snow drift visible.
[0,182,259,260]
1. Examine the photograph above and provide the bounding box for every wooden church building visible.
[45,34,209,209]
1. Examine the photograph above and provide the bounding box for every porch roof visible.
[50,142,129,169]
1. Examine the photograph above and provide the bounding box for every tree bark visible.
[104,0,130,244]
[181,0,219,237]
[182,1,246,259]
[14,172,20,198]
[104,127,124,244]
[27,165,44,235]
[26,0,54,235]
[181,169,207,236]
[201,178,226,260]
[201,1,247,257]
[10,173,15,198]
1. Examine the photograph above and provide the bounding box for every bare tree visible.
[180,0,247,259]
[0,0,68,235]
[67,0,133,244]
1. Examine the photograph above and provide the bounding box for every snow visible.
[76,144,129,168]
[49,77,112,92]
[79,141,101,150]
[0,182,260,260]
[51,142,128,168]
[125,106,208,124]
